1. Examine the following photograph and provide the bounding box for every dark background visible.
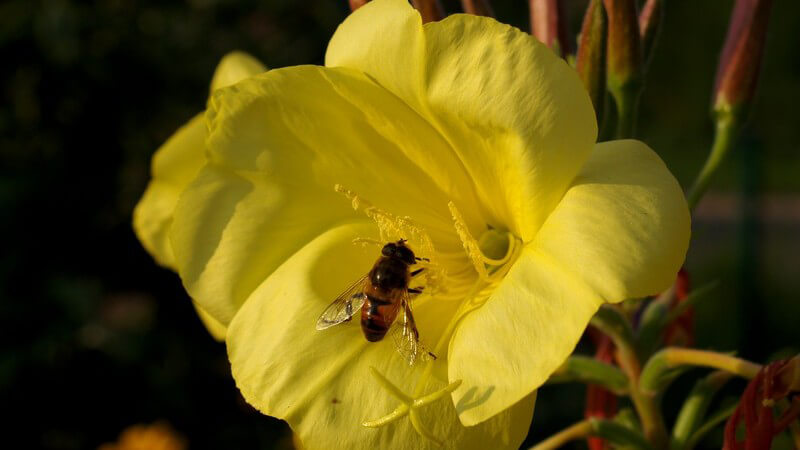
[1,0,798,448]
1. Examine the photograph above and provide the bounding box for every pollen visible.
[334,184,446,294]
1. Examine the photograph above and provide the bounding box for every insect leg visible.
[407,287,424,295]
[415,257,430,262]
[410,268,425,277]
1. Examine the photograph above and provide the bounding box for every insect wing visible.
[390,293,435,365]
[316,275,368,330]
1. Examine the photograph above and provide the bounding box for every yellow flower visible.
[134,0,690,448]
[98,422,186,450]
[133,51,266,340]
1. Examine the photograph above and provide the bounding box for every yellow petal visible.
[193,301,227,341]
[449,139,690,425]
[133,114,206,269]
[210,51,268,94]
[534,140,691,301]
[327,0,597,240]
[227,222,536,450]
[134,51,266,340]
[133,51,267,270]
[171,65,483,326]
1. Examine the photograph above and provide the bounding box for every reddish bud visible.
[461,0,494,17]
[412,0,445,23]
[576,0,607,125]
[348,0,369,12]
[603,0,643,90]
[714,0,773,118]
[723,357,800,450]
[529,0,571,56]
[638,0,663,64]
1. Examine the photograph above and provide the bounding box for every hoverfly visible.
[316,239,435,365]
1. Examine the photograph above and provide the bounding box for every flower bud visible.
[529,0,571,56]
[461,0,494,17]
[603,0,642,92]
[412,0,445,23]
[576,0,607,126]
[638,0,662,65]
[713,0,773,121]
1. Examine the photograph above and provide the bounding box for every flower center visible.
[448,202,521,283]
[334,184,446,293]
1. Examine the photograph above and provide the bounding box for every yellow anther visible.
[335,184,446,294]
[363,366,462,445]
[351,237,384,248]
[448,202,492,281]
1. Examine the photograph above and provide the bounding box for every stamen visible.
[448,201,491,281]
[448,202,521,282]
[335,184,446,294]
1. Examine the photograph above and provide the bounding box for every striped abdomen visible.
[361,294,401,342]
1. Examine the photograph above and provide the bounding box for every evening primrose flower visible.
[133,52,266,341]
[136,0,690,448]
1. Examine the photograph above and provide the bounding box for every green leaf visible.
[547,355,629,395]
[670,371,732,449]
[683,399,739,450]
[589,418,653,449]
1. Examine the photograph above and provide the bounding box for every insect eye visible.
[382,244,396,256]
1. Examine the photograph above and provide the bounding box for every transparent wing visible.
[390,293,436,365]
[315,275,368,330]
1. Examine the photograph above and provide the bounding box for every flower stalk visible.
[591,306,668,448]
[686,110,739,212]
[640,348,762,396]
[687,0,773,211]
[530,418,652,450]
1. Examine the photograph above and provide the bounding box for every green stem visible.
[664,348,761,378]
[530,419,594,450]
[641,348,762,396]
[530,418,652,450]
[686,113,739,212]
[611,82,642,138]
[591,306,668,448]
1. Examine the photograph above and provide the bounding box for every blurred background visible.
[1,0,798,448]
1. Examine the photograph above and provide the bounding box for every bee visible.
[316,239,435,365]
